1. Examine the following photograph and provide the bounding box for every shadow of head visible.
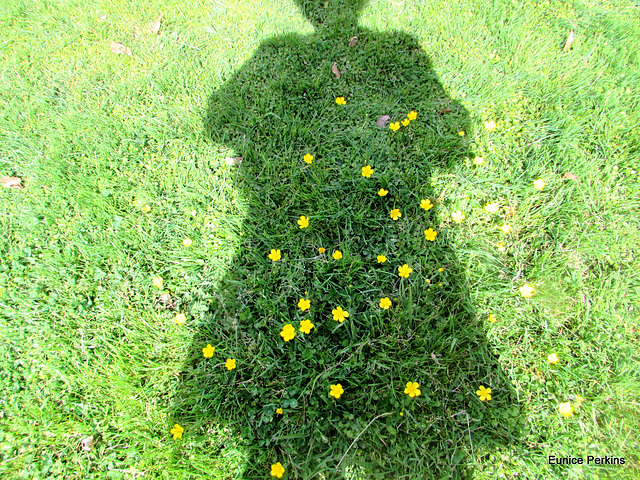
[294,0,369,32]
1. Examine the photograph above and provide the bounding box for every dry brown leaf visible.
[376,115,390,128]
[563,172,578,180]
[331,61,340,79]
[439,108,452,115]
[110,41,132,56]
[147,15,162,34]
[224,156,243,166]
[348,36,358,47]
[1,176,22,189]
[563,29,575,52]
[81,435,96,452]
[159,293,171,304]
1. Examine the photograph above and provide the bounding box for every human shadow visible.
[171,1,521,478]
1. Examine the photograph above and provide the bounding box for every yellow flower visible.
[398,264,413,278]
[533,178,546,190]
[401,118,410,127]
[319,247,325,253]
[276,408,283,414]
[142,204,151,212]
[225,358,236,370]
[298,298,310,311]
[202,344,215,357]
[304,153,313,164]
[497,242,506,251]
[182,238,192,247]
[548,353,559,365]
[473,156,485,166]
[476,385,492,401]
[407,111,417,121]
[335,97,346,105]
[484,120,497,131]
[298,215,309,229]
[404,382,421,397]
[270,462,285,478]
[175,313,186,325]
[390,209,401,220]
[170,424,184,440]
[299,319,314,334]
[500,224,511,233]
[378,188,389,196]
[362,165,374,177]
[329,383,344,399]
[379,297,392,309]
[519,283,534,298]
[575,395,585,404]
[280,324,296,342]
[152,276,163,289]
[389,122,401,131]
[377,254,387,263]
[452,210,465,223]
[488,314,497,323]
[484,203,500,214]
[420,198,433,210]
[458,130,465,136]
[332,306,349,322]
[424,228,437,241]
[268,249,282,261]
[333,250,343,260]
[558,402,574,418]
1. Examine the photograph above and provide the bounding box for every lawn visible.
[0,0,639,478]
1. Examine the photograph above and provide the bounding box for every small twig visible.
[337,412,393,468]
[466,413,476,463]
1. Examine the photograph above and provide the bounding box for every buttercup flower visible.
[332,306,349,322]
[473,156,485,165]
[317,247,325,254]
[142,204,151,212]
[298,298,311,311]
[476,385,492,401]
[377,254,387,263]
[153,276,163,289]
[548,353,559,365]
[304,153,313,164]
[175,313,186,325]
[333,250,343,260]
[488,314,497,323]
[500,224,511,233]
[271,462,285,478]
[299,319,314,334]
[398,264,413,278]
[335,97,346,105]
[389,122,401,131]
[438,268,444,272]
[298,215,309,229]
[379,297,392,309]
[401,118,410,127]
[484,120,497,131]
[268,249,281,261]
[182,238,193,247]
[390,209,401,220]
[420,198,433,210]
[558,402,574,418]
[407,111,417,121]
[276,408,283,414]
[202,344,215,357]
[280,324,296,342]
[485,203,500,214]
[575,395,585,404]
[404,382,421,397]
[452,210,465,223]
[424,228,437,241]
[330,384,344,399]
[458,130,465,136]
[170,424,184,440]
[225,358,236,370]
[497,242,506,251]
[519,283,534,298]
[362,165,374,177]
[378,188,389,196]
[533,178,546,190]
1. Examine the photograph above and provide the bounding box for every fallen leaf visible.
[376,115,390,128]
[563,29,575,52]
[99,14,106,20]
[110,41,132,56]
[439,108,452,115]
[159,294,171,304]
[505,206,517,217]
[1,176,22,189]
[147,15,162,34]
[348,36,358,47]
[431,353,442,366]
[331,62,340,79]
[81,435,96,452]
[563,172,578,180]
[224,156,243,166]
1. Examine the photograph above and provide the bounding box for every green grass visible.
[1,0,639,478]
